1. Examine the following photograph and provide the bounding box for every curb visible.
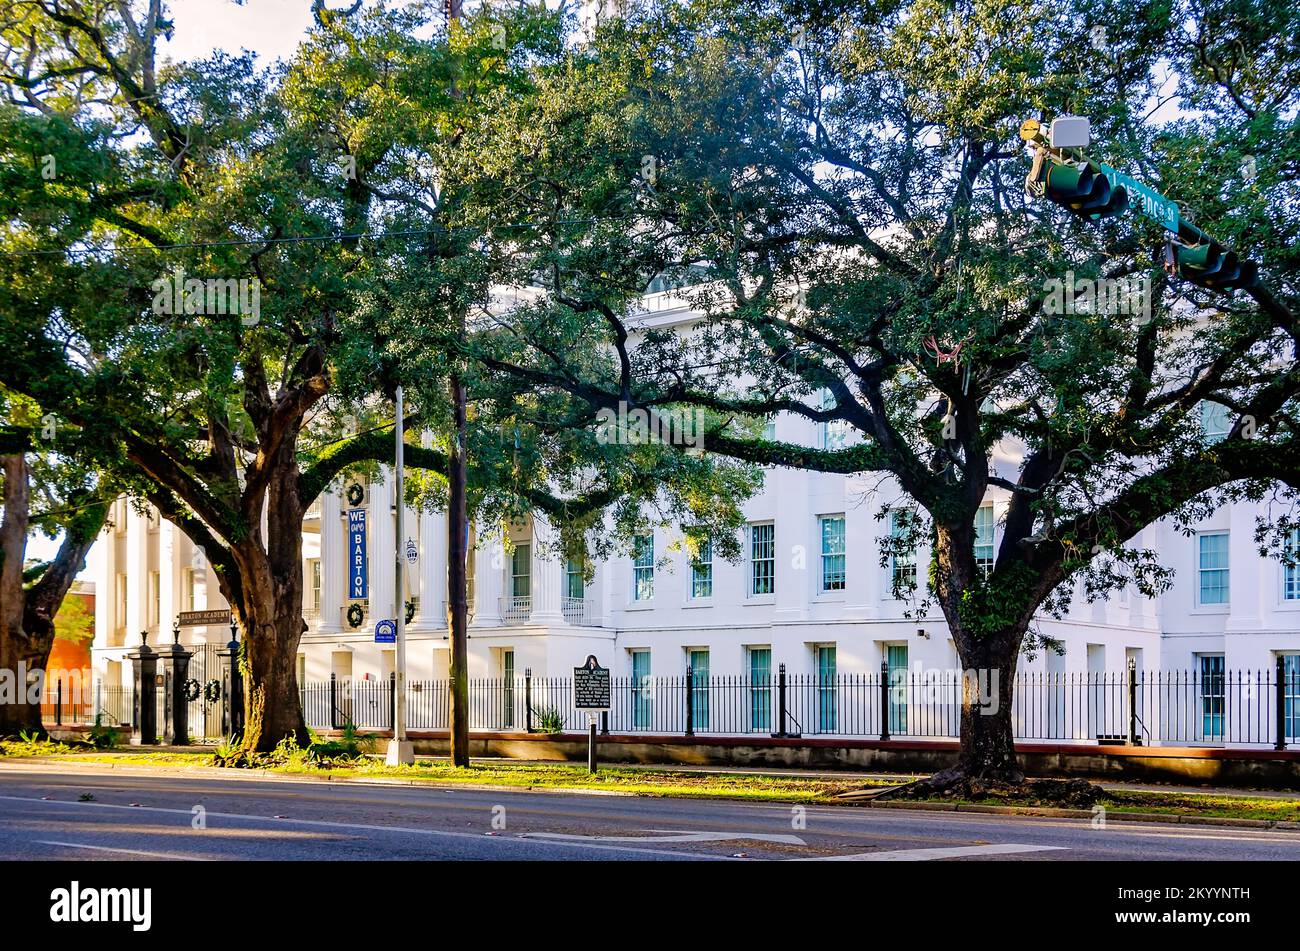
[847,797,1300,830]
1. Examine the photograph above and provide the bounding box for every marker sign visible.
[573,655,610,710]
[374,619,396,644]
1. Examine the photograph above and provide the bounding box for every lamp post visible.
[386,385,414,764]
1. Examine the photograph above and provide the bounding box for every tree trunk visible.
[948,647,1022,783]
[0,454,38,737]
[223,449,311,755]
[447,372,470,767]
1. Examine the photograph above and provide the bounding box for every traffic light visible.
[1034,157,1129,220]
[1163,239,1259,291]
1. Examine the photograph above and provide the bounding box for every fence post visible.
[1127,659,1138,746]
[330,673,338,731]
[880,661,891,742]
[95,680,101,723]
[390,672,396,731]
[525,668,533,733]
[601,710,609,735]
[685,666,694,737]
[775,663,789,737]
[56,678,63,726]
[1277,655,1288,752]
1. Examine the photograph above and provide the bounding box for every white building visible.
[85,290,1300,743]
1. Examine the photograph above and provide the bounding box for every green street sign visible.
[1099,163,1180,233]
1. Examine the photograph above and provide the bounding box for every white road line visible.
[0,794,735,861]
[800,843,1068,861]
[33,840,209,861]
[523,830,807,844]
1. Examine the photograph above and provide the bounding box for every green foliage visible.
[87,714,120,750]
[534,707,564,734]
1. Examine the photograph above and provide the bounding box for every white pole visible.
[387,386,414,764]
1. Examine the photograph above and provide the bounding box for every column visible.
[125,503,149,645]
[418,508,447,629]
[159,520,178,638]
[95,509,117,648]
[843,474,880,619]
[474,524,504,626]
[369,468,394,624]
[529,512,565,625]
[320,484,344,633]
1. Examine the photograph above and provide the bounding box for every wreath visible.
[203,679,222,703]
[346,602,364,628]
[345,481,365,506]
[405,599,417,624]
[182,678,201,703]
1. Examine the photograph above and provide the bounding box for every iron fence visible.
[298,661,1300,749]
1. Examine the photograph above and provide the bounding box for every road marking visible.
[523,830,807,845]
[33,840,209,861]
[800,843,1067,861]
[0,794,734,861]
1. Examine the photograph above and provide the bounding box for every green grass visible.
[5,739,1299,818]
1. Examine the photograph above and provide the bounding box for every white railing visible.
[500,596,532,624]
[562,597,598,626]
[439,600,477,624]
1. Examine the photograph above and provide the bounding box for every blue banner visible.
[374,619,396,644]
[348,508,368,600]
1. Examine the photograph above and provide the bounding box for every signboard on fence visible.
[573,655,610,711]
[177,609,231,627]
[374,619,396,644]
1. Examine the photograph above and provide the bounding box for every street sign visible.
[1098,163,1180,234]
[573,655,610,710]
[177,609,231,627]
[374,619,396,644]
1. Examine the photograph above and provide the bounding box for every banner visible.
[348,508,368,600]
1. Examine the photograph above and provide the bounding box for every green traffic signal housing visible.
[1163,239,1259,291]
[1032,156,1129,220]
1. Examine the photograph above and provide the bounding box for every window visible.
[974,504,995,578]
[750,523,775,596]
[1283,654,1300,742]
[1198,532,1229,606]
[510,543,531,599]
[818,389,849,451]
[148,571,160,626]
[890,510,917,591]
[817,645,837,733]
[819,516,846,591]
[887,644,909,734]
[1200,400,1233,442]
[565,556,585,600]
[761,416,777,441]
[748,648,772,732]
[114,573,127,631]
[1284,529,1300,602]
[182,568,196,614]
[502,650,515,729]
[1198,654,1225,740]
[631,650,652,729]
[309,560,321,612]
[689,649,709,731]
[632,534,654,601]
[690,536,713,599]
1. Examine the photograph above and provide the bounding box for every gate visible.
[186,642,226,742]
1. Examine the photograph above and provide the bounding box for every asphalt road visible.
[2,766,1299,861]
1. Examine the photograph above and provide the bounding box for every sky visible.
[162,0,317,65]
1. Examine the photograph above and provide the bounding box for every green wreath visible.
[203,679,222,703]
[182,678,201,703]
[346,482,365,506]
[405,599,416,624]
[346,602,364,628]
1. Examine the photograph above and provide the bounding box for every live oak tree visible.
[0,0,755,754]
[462,0,1300,789]
[0,393,106,737]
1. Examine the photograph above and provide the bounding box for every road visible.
[2,766,1299,861]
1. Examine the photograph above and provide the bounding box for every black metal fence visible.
[300,661,1300,749]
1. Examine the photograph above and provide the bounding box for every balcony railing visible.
[439,600,477,625]
[500,596,531,624]
[562,597,598,626]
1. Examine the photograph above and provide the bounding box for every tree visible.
[461,0,1300,790]
[0,392,105,737]
[0,0,756,756]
